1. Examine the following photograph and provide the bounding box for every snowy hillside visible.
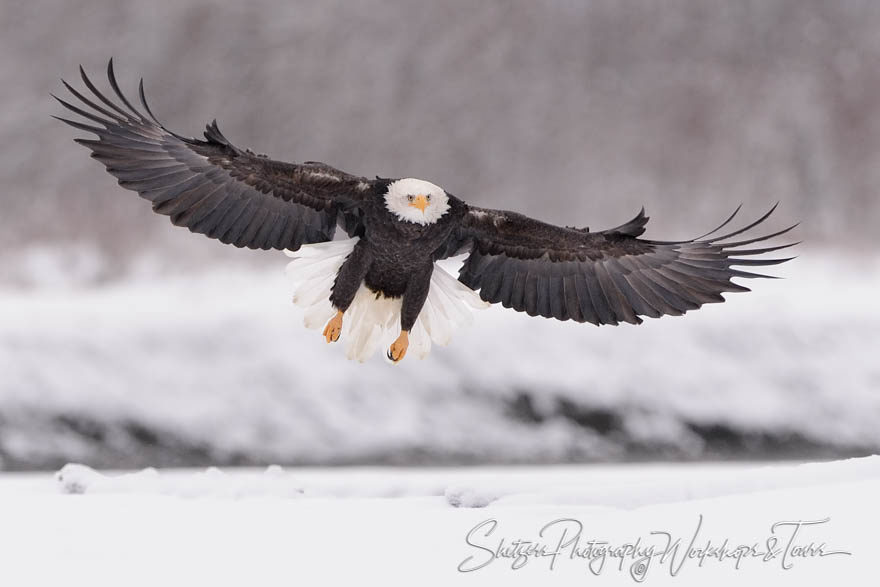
[0,456,875,585]
[1,250,877,469]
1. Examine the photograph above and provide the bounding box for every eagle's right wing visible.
[54,60,373,251]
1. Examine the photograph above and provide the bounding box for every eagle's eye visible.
[425,195,431,201]
[407,195,414,202]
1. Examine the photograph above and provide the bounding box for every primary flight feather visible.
[54,60,797,363]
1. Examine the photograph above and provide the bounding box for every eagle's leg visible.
[388,331,409,362]
[388,264,433,363]
[323,311,344,343]
[325,242,373,344]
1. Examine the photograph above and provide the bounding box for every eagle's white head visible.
[384,178,449,225]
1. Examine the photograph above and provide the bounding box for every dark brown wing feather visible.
[53,60,371,251]
[456,204,797,325]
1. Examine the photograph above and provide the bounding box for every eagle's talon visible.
[323,311,343,343]
[388,331,409,363]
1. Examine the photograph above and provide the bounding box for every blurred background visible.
[0,0,878,470]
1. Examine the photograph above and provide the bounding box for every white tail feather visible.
[285,238,489,362]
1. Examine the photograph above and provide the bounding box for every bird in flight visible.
[54,60,797,363]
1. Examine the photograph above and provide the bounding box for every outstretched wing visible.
[454,204,797,325]
[53,60,372,251]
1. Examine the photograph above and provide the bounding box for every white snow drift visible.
[0,250,878,467]
[0,457,875,585]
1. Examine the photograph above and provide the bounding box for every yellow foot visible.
[323,311,343,343]
[387,331,409,363]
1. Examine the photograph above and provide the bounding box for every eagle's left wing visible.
[452,204,797,325]
[53,60,371,251]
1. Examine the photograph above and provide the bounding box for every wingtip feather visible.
[709,202,781,244]
[138,77,161,124]
[106,57,147,120]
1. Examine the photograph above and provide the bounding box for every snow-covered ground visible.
[0,457,875,585]
[0,249,878,469]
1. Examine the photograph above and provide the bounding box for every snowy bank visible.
[0,457,875,585]
[1,251,878,469]
[51,455,880,508]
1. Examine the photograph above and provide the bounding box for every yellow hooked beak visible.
[409,194,429,212]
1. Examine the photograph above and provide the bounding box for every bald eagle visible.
[54,61,796,363]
